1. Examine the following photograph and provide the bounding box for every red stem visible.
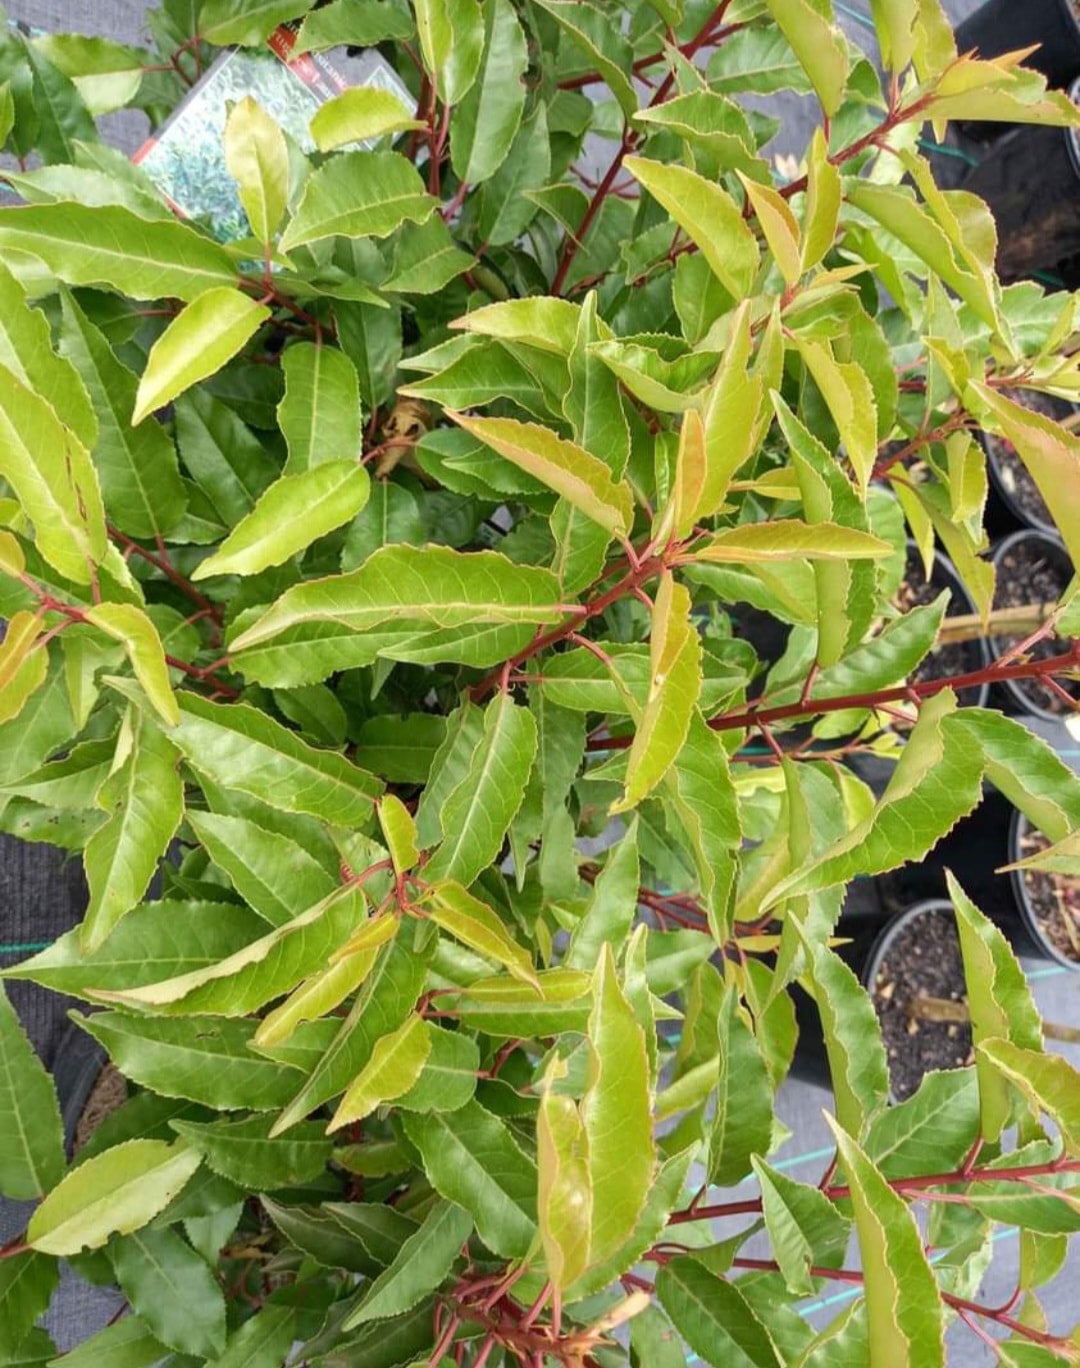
[108,526,222,627]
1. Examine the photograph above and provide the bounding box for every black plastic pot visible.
[980,397,1080,539]
[961,79,1080,281]
[1009,808,1080,970]
[955,0,1080,91]
[988,530,1076,722]
[52,1021,110,1156]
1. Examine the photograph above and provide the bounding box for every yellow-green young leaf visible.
[311,87,424,151]
[0,530,24,578]
[192,462,370,580]
[948,872,1042,1145]
[278,341,362,475]
[379,794,419,876]
[657,407,707,544]
[977,1040,1080,1154]
[689,520,890,564]
[624,157,758,300]
[793,339,877,493]
[0,83,12,145]
[538,1062,592,1290]
[967,383,1080,570]
[0,984,64,1200]
[84,603,179,726]
[697,302,764,516]
[328,1015,431,1131]
[738,171,801,285]
[869,0,918,73]
[224,96,289,244]
[254,941,384,1047]
[332,910,401,963]
[612,574,701,813]
[450,296,584,355]
[0,610,47,725]
[280,151,435,250]
[200,0,314,45]
[0,364,107,585]
[448,411,633,538]
[581,946,655,1267]
[424,880,538,989]
[761,0,849,116]
[133,289,270,424]
[82,720,184,953]
[826,1118,945,1366]
[27,1139,201,1256]
[1004,828,1080,877]
[414,0,484,103]
[801,127,841,270]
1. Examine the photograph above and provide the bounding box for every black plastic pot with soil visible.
[988,530,1079,722]
[955,0,1080,94]
[980,391,1080,538]
[960,77,1080,282]
[898,544,992,709]
[791,901,975,1101]
[1010,809,1080,969]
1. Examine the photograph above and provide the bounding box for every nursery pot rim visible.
[1008,806,1080,972]
[1070,76,1080,176]
[904,540,993,709]
[988,528,1075,724]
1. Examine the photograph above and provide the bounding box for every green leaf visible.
[424,692,537,888]
[424,880,538,988]
[170,1113,331,1188]
[802,939,889,1138]
[753,1156,850,1295]
[84,604,178,726]
[311,86,423,151]
[450,411,634,538]
[801,127,841,270]
[538,1063,592,1289]
[793,339,878,494]
[133,288,269,424]
[278,341,362,475]
[186,809,336,928]
[397,1023,479,1113]
[58,290,187,540]
[760,0,849,116]
[863,1068,980,1181]
[231,545,564,684]
[206,1306,297,1368]
[401,1101,537,1258]
[280,151,433,250]
[75,1012,305,1110]
[766,692,983,905]
[613,574,702,813]
[710,981,774,1187]
[96,885,364,1018]
[566,818,639,970]
[168,692,380,824]
[224,95,289,244]
[533,0,637,117]
[255,938,385,1048]
[564,291,630,476]
[193,461,370,580]
[582,945,655,1266]
[296,0,415,48]
[452,969,591,1037]
[200,0,314,45]
[272,936,431,1132]
[690,520,890,564]
[624,157,759,300]
[0,985,64,1200]
[110,1227,226,1358]
[343,1200,471,1328]
[449,0,527,184]
[262,1197,411,1274]
[414,0,484,103]
[27,1139,201,1256]
[50,1316,168,1368]
[657,1256,782,1367]
[328,1014,431,1130]
[4,900,267,997]
[475,102,550,246]
[0,360,106,585]
[0,203,238,301]
[82,719,184,953]
[977,1040,1080,1153]
[948,871,1043,1145]
[0,1251,58,1359]
[826,1118,946,1367]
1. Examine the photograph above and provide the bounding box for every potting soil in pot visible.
[984,390,1076,527]
[1015,825,1080,963]
[897,548,984,705]
[871,906,972,1101]
[993,538,1080,714]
